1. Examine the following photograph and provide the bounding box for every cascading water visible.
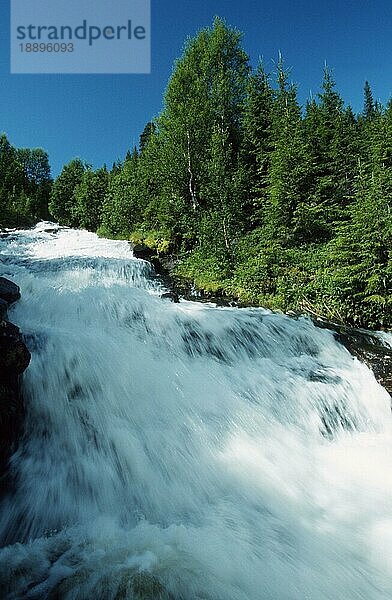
[0,223,391,600]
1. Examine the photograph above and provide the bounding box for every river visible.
[0,223,391,599]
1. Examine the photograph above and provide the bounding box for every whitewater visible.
[0,223,391,600]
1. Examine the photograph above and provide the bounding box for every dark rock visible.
[0,299,8,320]
[161,291,180,303]
[0,383,23,476]
[0,335,31,377]
[0,277,29,482]
[0,277,21,304]
[43,227,59,234]
[132,244,154,261]
[0,320,20,336]
[314,319,392,396]
[342,339,392,396]
[0,232,17,240]
[0,383,19,419]
[149,254,239,306]
[129,572,174,600]
[51,570,175,600]
[115,572,175,600]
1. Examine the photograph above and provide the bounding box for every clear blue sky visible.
[1,0,392,176]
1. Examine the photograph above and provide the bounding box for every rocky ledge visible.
[0,277,30,479]
[314,319,392,397]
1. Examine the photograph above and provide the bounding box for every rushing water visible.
[0,223,391,600]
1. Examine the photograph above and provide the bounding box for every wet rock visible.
[161,291,180,303]
[0,383,20,423]
[0,353,26,480]
[342,338,392,396]
[0,279,30,480]
[132,244,154,261]
[0,299,8,320]
[0,383,23,471]
[315,319,392,396]
[0,277,21,304]
[51,569,175,600]
[116,572,175,600]
[0,320,20,336]
[0,335,31,376]
[0,315,30,475]
[0,232,17,241]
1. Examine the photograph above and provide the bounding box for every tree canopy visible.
[1,18,391,329]
[0,135,52,227]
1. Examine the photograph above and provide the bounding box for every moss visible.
[50,569,175,600]
[122,572,174,600]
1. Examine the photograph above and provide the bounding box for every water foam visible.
[0,225,391,599]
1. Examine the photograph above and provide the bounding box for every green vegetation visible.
[1,18,391,328]
[0,134,51,227]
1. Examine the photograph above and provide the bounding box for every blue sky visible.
[1,0,392,176]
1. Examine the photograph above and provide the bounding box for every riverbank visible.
[134,244,392,398]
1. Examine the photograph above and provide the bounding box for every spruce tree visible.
[363,81,376,121]
[73,167,108,232]
[101,149,141,237]
[241,62,275,227]
[303,67,359,239]
[49,159,86,226]
[264,58,311,245]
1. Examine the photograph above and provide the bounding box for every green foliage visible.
[363,81,376,121]
[241,62,275,225]
[129,229,172,254]
[264,60,313,245]
[303,68,360,237]
[139,122,156,153]
[16,147,52,221]
[320,162,392,328]
[174,247,230,294]
[2,19,391,329]
[73,167,108,231]
[154,16,250,242]
[0,134,52,227]
[49,158,86,226]
[100,149,142,237]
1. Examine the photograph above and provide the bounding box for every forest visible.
[1,18,391,329]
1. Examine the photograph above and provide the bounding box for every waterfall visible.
[0,223,391,600]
